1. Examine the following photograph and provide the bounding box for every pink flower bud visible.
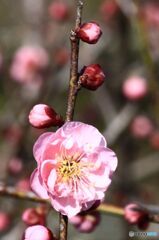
[0,212,10,232]
[122,75,148,100]
[124,204,149,230]
[8,157,23,175]
[48,1,69,22]
[130,116,153,139]
[69,215,83,226]
[77,22,102,44]
[29,104,64,129]
[80,64,105,90]
[22,208,45,226]
[23,225,55,240]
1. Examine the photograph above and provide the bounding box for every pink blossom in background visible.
[10,46,49,83]
[122,75,148,100]
[30,121,118,218]
[48,1,69,22]
[100,0,119,22]
[130,116,154,139]
[0,212,10,232]
[29,104,64,129]
[22,208,46,226]
[16,178,31,192]
[149,131,159,149]
[23,225,55,240]
[0,52,3,71]
[141,2,159,27]
[8,157,23,175]
[70,212,100,233]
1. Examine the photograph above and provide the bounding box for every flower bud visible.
[23,225,55,240]
[48,1,69,22]
[77,22,102,44]
[22,208,45,226]
[150,131,159,149]
[122,75,148,100]
[124,203,149,230]
[29,104,64,129]
[0,212,10,232]
[80,64,105,90]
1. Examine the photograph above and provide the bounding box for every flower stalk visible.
[60,1,84,239]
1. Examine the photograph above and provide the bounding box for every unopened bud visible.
[23,225,55,240]
[80,64,105,90]
[29,104,64,129]
[124,203,149,230]
[22,208,45,226]
[77,22,102,44]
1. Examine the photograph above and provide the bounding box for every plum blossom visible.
[10,46,49,83]
[30,122,117,218]
[23,225,55,240]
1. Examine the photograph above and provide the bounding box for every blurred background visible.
[0,0,159,239]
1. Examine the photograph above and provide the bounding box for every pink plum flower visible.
[10,46,49,83]
[23,225,55,240]
[30,122,117,218]
[22,208,46,226]
[122,75,148,100]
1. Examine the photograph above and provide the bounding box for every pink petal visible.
[47,169,57,192]
[51,196,81,218]
[58,122,107,149]
[33,132,53,163]
[30,169,49,199]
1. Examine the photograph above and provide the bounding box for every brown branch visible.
[65,0,83,122]
[1,184,159,224]
[60,1,84,240]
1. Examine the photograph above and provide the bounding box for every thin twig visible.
[60,1,84,240]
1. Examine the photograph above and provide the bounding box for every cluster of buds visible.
[124,203,149,230]
[76,20,105,91]
[70,212,100,233]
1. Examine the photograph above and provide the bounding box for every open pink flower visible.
[30,122,117,218]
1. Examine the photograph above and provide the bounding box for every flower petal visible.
[30,169,49,199]
[33,132,53,163]
[51,196,81,218]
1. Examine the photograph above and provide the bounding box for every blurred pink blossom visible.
[124,203,149,230]
[23,225,55,240]
[22,208,45,226]
[141,2,159,27]
[10,46,49,83]
[48,1,69,22]
[0,212,10,232]
[130,116,154,139]
[30,122,118,218]
[8,157,23,175]
[123,75,148,100]
[16,178,31,192]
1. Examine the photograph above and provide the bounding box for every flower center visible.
[57,158,81,181]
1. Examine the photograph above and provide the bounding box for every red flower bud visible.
[77,22,102,44]
[22,208,46,226]
[48,1,69,22]
[124,204,149,230]
[80,64,105,90]
[29,104,64,129]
